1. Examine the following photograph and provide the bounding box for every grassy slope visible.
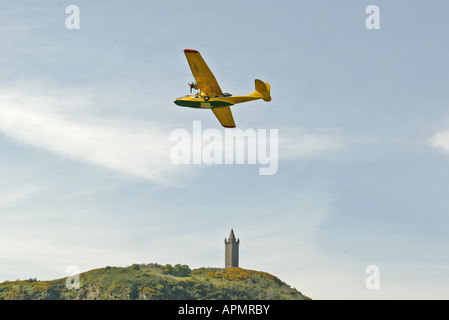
[0,264,310,300]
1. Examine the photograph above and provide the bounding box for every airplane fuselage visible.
[174,95,233,109]
[174,92,264,109]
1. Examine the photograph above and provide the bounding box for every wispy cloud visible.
[429,129,449,154]
[0,186,40,209]
[279,127,346,160]
[0,89,178,183]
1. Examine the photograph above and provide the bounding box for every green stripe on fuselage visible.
[174,99,233,109]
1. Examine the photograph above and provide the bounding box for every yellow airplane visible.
[174,49,271,128]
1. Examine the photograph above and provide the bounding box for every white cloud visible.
[429,129,449,153]
[0,186,41,209]
[0,89,180,184]
[279,127,346,160]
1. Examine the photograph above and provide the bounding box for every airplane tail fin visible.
[251,79,271,102]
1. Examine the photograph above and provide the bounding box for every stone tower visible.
[224,229,239,268]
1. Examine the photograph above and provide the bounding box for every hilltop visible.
[0,263,310,300]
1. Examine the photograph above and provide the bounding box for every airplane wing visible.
[184,49,223,96]
[212,107,236,128]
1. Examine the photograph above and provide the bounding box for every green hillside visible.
[0,263,310,300]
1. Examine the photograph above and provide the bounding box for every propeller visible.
[188,82,197,93]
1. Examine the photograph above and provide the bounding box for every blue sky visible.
[1,0,449,299]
